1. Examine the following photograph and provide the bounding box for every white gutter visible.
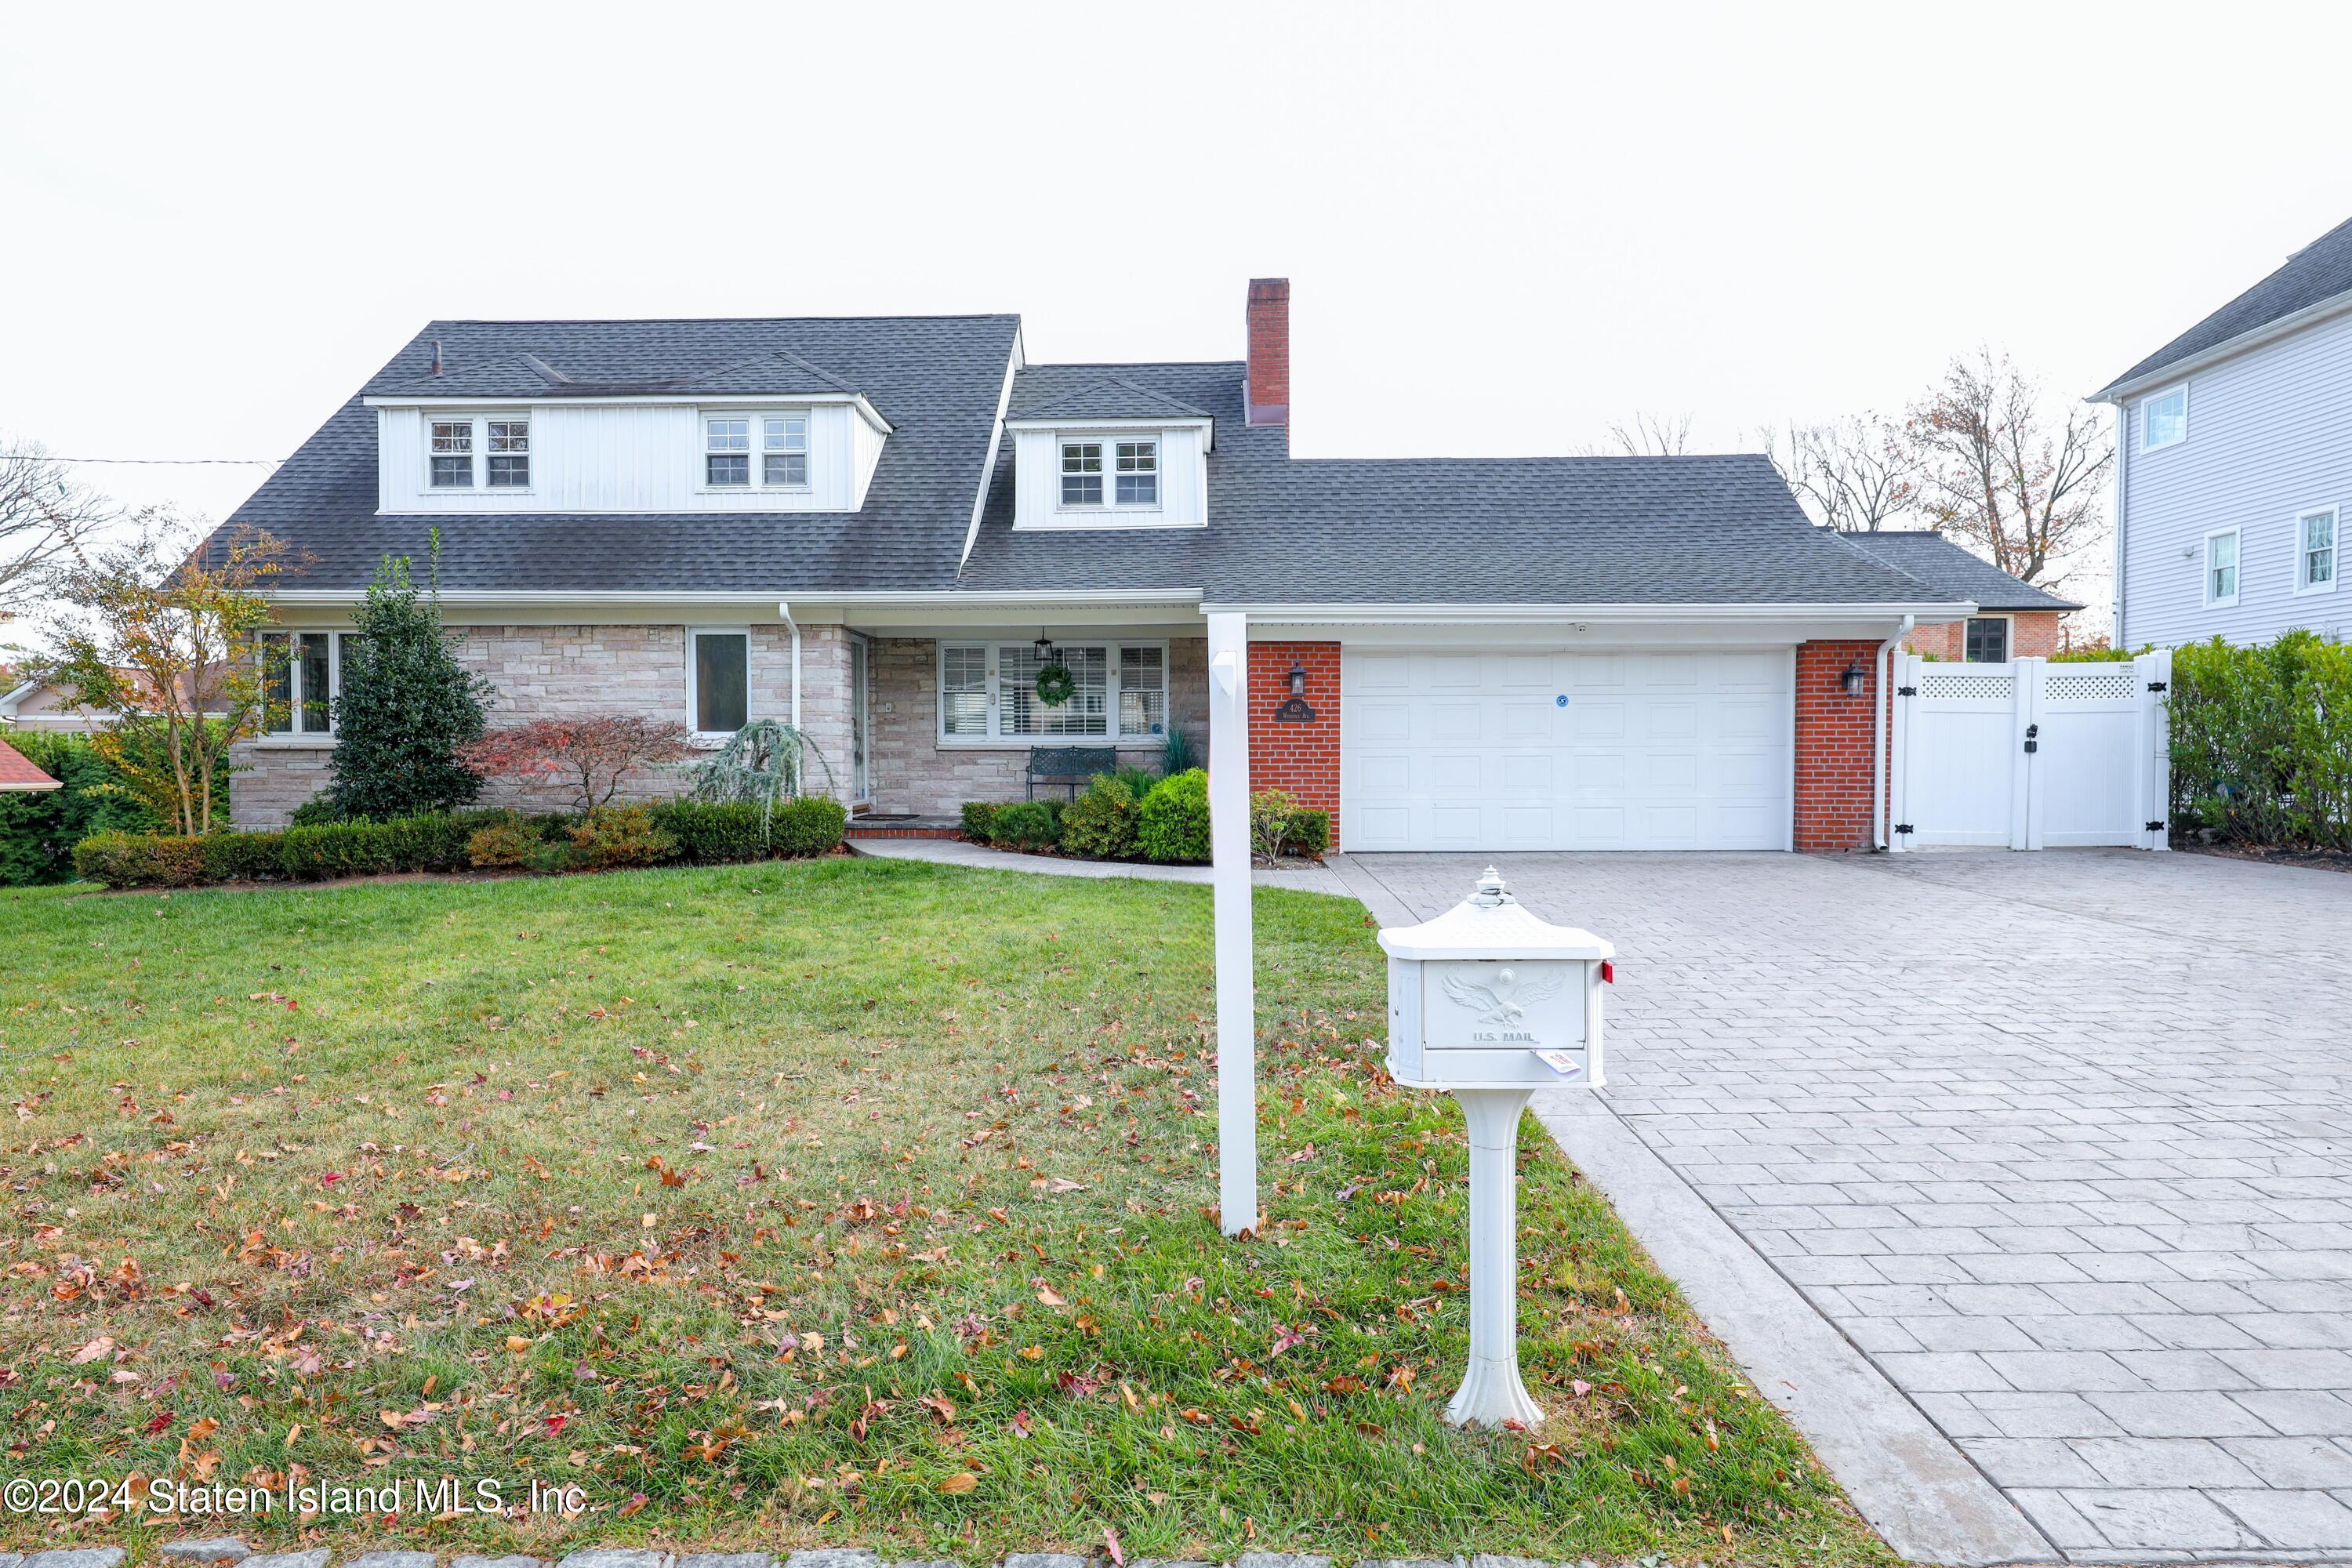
[2088,285,2352,404]
[1873,615,1913,851]
[1203,599,1977,623]
[776,601,802,730]
[261,587,1203,607]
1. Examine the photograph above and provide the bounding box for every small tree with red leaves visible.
[454,715,694,815]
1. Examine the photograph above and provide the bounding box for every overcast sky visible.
[6,2,2349,622]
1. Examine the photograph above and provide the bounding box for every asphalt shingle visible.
[2096,212,2352,396]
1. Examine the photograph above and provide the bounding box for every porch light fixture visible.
[1272,660,1317,724]
[1289,662,1308,697]
[1033,635,1057,663]
[1839,662,1868,698]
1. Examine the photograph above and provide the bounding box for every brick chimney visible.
[1246,278,1290,428]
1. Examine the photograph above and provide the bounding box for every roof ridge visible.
[430,312,1022,327]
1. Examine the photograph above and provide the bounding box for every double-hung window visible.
[1059,437,1160,510]
[935,641,1171,743]
[2205,528,2241,608]
[706,418,752,487]
[688,628,750,735]
[260,630,350,735]
[486,419,530,487]
[429,419,474,487]
[2142,384,2188,450]
[1060,441,1102,506]
[2299,507,2337,594]
[1115,440,1158,505]
[1963,616,2009,664]
[763,416,808,487]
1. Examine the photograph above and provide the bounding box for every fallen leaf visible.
[69,1335,114,1365]
[938,1472,978,1495]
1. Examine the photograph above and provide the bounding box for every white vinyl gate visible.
[1890,650,2172,851]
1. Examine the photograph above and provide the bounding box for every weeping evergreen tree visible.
[690,718,833,826]
[325,544,492,819]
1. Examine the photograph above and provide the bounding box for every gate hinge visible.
[2147,680,2168,692]
[1893,823,1915,835]
[2146,820,2166,833]
[1896,684,1918,697]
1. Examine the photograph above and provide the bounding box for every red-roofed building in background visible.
[0,738,61,793]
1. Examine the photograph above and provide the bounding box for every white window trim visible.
[699,408,815,495]
[762,413,812,492]
[2295,505,2339,597]
[424,413,535,495]
[933,638,1171,749]
[2140,383,2189,452]
[2204,524,2241,608]
[485,416,532,490]
[258,630,350,745]
[685,625,753,741]
[1962,614,2013,664]
[1056,432,1163,517]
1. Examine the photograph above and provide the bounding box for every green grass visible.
[0,862,1887,1564]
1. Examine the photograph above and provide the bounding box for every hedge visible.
[69,795,849,890]
[2170,632,2352,851]
[962,775,1327,866]
[1137,769,1211,863]
[0,731,176,886]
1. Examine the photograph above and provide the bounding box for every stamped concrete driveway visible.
[1350,848,2352,1563]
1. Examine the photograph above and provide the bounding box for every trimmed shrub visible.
[961,801,1010,844]
[1061,774,1141,860]
[1250,789,1330,862]
[652,800,770,864]
[1137,768,1210,863]
[325,550,492,819]
[201,831,287,883]
[567,805,677,870]
[72,831,209,889]
[466,822,537,869]
[769,796,848,857]
[1287,807,1330,858]
[287,797,350,828]
[990,800,1062,851]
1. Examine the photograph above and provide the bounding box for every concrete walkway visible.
[1356,849,2352,1564]
[847,833,1352,897]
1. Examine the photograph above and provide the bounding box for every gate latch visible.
[1893,823,1915,835]
[2147,820,2167,833]
[2023,722,2039,755]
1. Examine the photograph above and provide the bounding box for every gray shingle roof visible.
[218,315,1019,593]
[961,362,1965,606]
[1831,529,2082,612]
[2096,213,2352,397]
[1009,371,1214,422]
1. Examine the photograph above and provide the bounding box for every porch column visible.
[1207,611,1257,1237]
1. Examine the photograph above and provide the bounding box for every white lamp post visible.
[1378,867,1613,1428]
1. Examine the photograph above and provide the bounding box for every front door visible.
[850,634,871,805]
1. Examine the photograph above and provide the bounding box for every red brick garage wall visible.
[1793,639,1882,852]
[1248,641,1341,848]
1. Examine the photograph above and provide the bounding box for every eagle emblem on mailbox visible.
[1440,965,1568,1025]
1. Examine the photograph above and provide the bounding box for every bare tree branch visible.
[0,440,118,617]
[1580,411,1695,456]
[1906,348,2114,583]
[1760,413,1922,532]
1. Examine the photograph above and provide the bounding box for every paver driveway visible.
[1353,848,2352,1562]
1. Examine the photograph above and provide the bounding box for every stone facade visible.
[865,636,1207,817]
[228,622,859,827]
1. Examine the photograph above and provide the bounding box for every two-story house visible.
[213,279,2000,854]
[2094,213,2352,648]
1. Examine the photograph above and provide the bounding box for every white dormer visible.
[1006,376,1212,529]
[365,350,891,515]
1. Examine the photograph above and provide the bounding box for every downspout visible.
[1872,614,1913,850]
[776,601,803,730]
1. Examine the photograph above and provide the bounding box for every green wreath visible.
[1035,662,1077,708]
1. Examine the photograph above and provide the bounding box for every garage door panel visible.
[1341,648,1791,851]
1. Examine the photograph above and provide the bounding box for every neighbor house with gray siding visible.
[2093,213,2352,648]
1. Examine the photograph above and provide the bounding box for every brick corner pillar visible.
[1792,639,1880,852]
[1247,640,1340,848]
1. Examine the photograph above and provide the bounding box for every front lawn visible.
[0,862,1885,1565]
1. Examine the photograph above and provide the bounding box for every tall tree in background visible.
[1907,348,2112,583]
[1581,411,1694,456]
[325,544,492,819]
[1763,413,1922,532]
[0,441,118,619]
[29,518,292,835]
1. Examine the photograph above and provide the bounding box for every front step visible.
[844,815,963,840]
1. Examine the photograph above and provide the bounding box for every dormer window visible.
[1116,441,1158,505]
[1060,441,1102,505]
[763,416,808,487]
[430,420,474,487]
[706,418,752,486]
[486,419,530,487]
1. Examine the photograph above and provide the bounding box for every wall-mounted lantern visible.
[1272,661,1316,723]
[1839,662,1868,698]
[1033,635,1058,664]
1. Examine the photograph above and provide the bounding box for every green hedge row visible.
[0,731,183,886]
[71,797,848,890]
[2171,632,2352,851]
[963,771,1329,866]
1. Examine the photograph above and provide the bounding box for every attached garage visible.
[1338,647,1794,851]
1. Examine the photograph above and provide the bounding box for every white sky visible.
[7,1,2350,627]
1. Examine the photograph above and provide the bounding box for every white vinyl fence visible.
[1889,650,2172,852]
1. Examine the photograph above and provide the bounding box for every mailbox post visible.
[1378,867,1613,1428]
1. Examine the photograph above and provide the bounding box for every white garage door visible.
[1340,648,1793,851]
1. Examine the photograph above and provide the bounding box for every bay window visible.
[935,641,1170,744]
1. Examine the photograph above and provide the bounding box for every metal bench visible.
[1025,746,1120,800]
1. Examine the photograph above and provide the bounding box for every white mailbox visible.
[1377,866,1613,1430]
